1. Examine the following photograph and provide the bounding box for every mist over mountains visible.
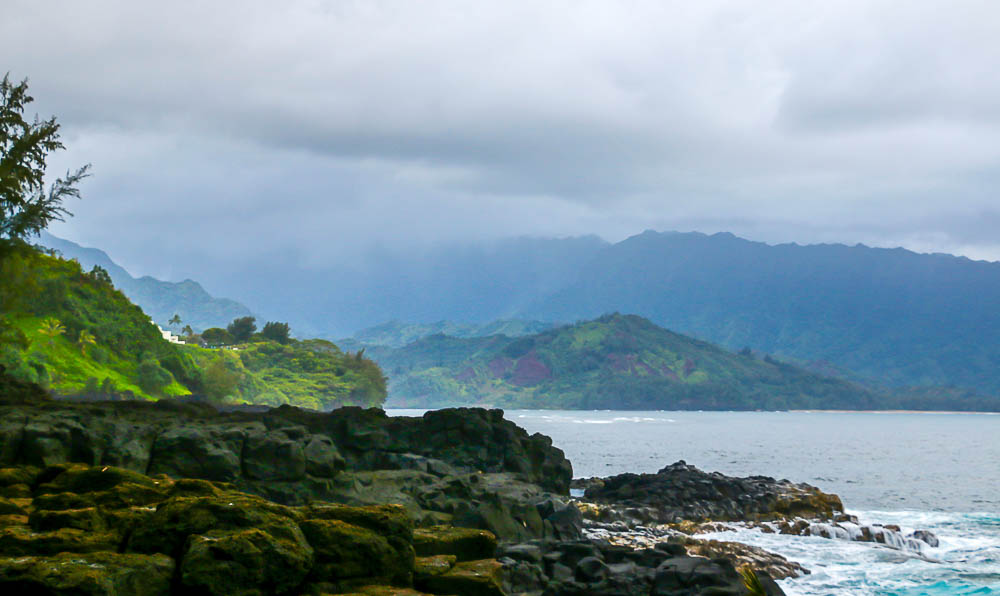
[43,230,1000,396]
[38,232,253,332]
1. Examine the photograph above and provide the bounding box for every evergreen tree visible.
[1,74,90,254]
[227,316,257,343]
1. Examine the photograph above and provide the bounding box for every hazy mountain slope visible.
[38,232,253,332]
[523,231,1000,394]
[0,247,386,409]
[341,319,557,349]
[379,314,879,410]
[177,235,609,338]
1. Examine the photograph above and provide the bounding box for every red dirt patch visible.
[510,352,552,386]
[488,357,514,378]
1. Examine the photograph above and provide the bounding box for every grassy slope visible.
[182,339,387,410]
[380,313,880,410]
[0,248,385,409]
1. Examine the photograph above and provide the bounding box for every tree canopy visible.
[227,316,257,343]
[0,74,89,253]
[261,321,291,344]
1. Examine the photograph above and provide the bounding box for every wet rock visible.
[148,424,246,483]
[910,529,939,547]
[418,559,505,596]
[584,460,843,523]
[301,518,409,585]
[0,552,175,596]
[413,526,497,561]
[0,462,511,595]
[128,493,304,557]
[414,554,457,580]
[242,427,308,481]
[683,538,809,580]
[0,526,121,555]
[0,496,25,516]
[498,538,786,596]
[180,527,314,595]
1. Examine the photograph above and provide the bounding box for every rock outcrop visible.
[0,400,576,542]
[498,539,786,595]
[0,462,510,595]
[579,460,843,524]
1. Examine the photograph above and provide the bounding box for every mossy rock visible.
[32,491,97,511]
[0,466,39,488]
[304,503,413,543]
[166,477,227,498]
[0,483,31,498]
[0,526,120,556]
[412,526,497,561]
[0,496,26,516]
[29,506,107,533]
[0,513,28,528]
[300,518,409,585]
[338,587,434,596]
[128,494,303,557]
[180,527,314,596]
[413,554,456,580]
[35,464,159,495]
[0,551,174,595]
[417,559,504,596]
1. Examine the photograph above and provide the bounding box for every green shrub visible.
[136,359,173,394]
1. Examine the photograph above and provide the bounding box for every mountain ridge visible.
[376,313,886,410]
[38,232,254,332]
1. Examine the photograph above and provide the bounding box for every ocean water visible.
[389,409,1000,595]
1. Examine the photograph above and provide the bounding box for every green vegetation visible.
[340,319,557,350]
[0,77,386,409]
[38,231,255,333]
[182,339,386,410]
[261,321,291,344]
[0,250,198,398]
[1,74,89,253]
[0,249,388,409]
[376,314,883,409]
[227,315,257,342]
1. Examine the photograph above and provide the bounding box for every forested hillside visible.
[39,232,253,332]
[378,314,880,410]
[0,247,386,409]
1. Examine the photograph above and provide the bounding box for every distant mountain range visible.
[376,313,882,409]
[38,232,253,332]
[337,319,556,350]
[40,230,1000,397]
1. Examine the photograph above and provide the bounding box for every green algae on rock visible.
[0,462,506,596]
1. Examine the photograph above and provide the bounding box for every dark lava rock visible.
[584,460,843,523]
[0,462,510,596]
[499,538,786,595]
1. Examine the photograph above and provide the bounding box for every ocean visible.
[390,409,1000,595]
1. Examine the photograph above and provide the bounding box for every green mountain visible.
[0,247,385,409]
[38,232,253,332]
[339,319,557,350]
[170,231,1000,397]
[378,313,882,410]
[524,231,1000,396]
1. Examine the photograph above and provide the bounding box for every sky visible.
[5,0,1000,279]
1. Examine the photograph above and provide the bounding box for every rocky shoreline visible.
[0,395,934,595]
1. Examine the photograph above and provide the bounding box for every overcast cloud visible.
[5,0,1000,278]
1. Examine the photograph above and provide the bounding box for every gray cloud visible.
[5,0,1000,280]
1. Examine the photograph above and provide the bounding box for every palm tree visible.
[77,330,96,355]
[168,314,182,329]
[38,318,66,347]
[181,324,194,338]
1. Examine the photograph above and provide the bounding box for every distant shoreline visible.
[789,409,999,415]
[387,407,1000,415]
